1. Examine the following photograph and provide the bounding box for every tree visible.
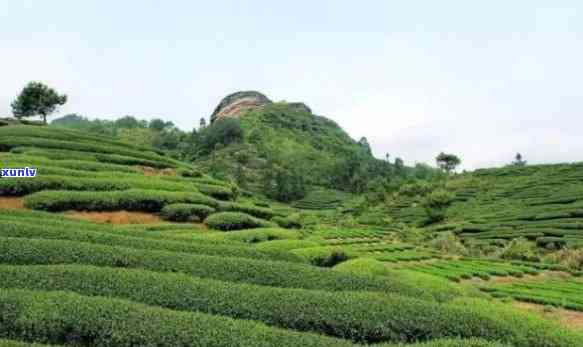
[11,82,67,124]
[358,137,372,155]
[394,157,405,175]
[149,118,174,132]
[436,152,461,173]
[199,117,207,130]
[511,153,527,166]
[422,189,454,223]
[197,118,243,156]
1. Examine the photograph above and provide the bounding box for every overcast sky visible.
[1,1,582,170]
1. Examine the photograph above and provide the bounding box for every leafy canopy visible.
[12,82,67,124]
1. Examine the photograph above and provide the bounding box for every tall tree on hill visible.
[511,153,527,166]
[436,152,461,174]
[11,82,67,124]
[358,137,372,155]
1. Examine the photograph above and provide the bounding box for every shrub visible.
[24,189,219,212]
[176,168,203,178]
[0,288,350,347]
[160,203,215,222]
[378,339,509,347]
[544,248,583,271]
[422,189,455,223]
[210,228,300,243]
[218,201,278,219]
[197,184,235,200]
[499,237,539,262]
[0,220,299,262]
[334,258,481,302]
[430,232,467,255]
[0,340,52,347]
[0,237,412,293]
[255,240,321,252]
[273,214,303,229]
[0,265,517,344]
[291,246,353,267]
[205,212,276,231]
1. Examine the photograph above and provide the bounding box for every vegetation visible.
[11,82,67,124]
[3,96,583,346]
[205,212,276,231]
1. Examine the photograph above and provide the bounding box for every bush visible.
[255,240,321,252]
[430,232,467,255]
[0,340,52,347]
[218,201,278,219]
[0,288,350,347]
[205,212,276,231]
[24,189,219,212]
[0,220,299,262]
[291,246,353,267]
[0,265,520,344]
[499,237,539,262]
[378,339,509,347]
[1,274,580,346]
[161,203,215,222]
[422,189,455,223]
[0,237,412,293]
[273,214,303,228]
[209,228,299,243]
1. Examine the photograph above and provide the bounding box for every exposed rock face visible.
[210,91,272,123]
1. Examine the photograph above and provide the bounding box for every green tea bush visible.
[499,237,539,262]
[24,189,218,212]
[254,239,321,251]
[218,201,278,219]
[205,212,276,231]
[0,265,522,344]
[0,176,128,195]
[0,221,298,262]
[209,228,300,243]
[0,237,414,292]
[291,246,353,267]
[197,184,234,200]
[422,189,455,223]
[0,340,53,347]
[273,214,303,228]
[334,258,481,302]
[0,288,351,347]
[160,203,215,222]
[378,339,509,347]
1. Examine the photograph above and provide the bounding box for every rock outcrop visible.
[210,91,272,123]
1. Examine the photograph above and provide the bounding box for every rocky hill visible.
[210,91,272,123]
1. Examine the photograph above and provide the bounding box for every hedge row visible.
[160,203,216,222]
[2,153,140,173]
[24,189,218,212]
[0,135,173,165]
[209,228,300,243]
[12,147,173,168]
[0,221,300,263]
[0,289,351,347]
[0,340,53,347]
[0,237,416,293]
[0,125,158,154]
[0,264,550,344]
[218,201,279,219]
[205,212,276,231]
[378,339,509,347]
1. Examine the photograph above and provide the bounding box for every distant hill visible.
[196,91,403,198]
[387,162,583,248]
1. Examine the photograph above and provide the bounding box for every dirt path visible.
[0,197,24,209]
[64,210,163,224]
[513,301,583,330]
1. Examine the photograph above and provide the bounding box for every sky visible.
[1,1,582,170]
